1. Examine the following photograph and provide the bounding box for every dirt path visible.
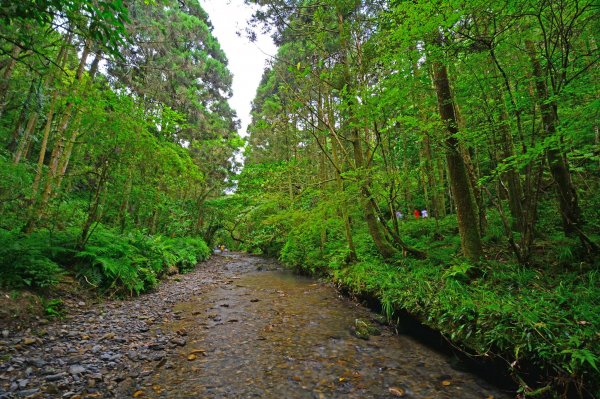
[0,254,512,398]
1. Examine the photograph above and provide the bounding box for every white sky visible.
[199,0,277,138]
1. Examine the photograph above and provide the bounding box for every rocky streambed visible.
[0,253,513,398]
[0,254,252,398]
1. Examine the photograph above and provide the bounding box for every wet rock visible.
[16,388,39,397]
[69,365,86,375]
[45,373,67,382]
[28,358,46,368]
[352,319,381,340]
[126,350,139,361]
[150,351,166,361]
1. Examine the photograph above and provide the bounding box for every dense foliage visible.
[210,0,599,397]
[0,1,236,293]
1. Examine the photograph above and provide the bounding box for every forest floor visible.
[0,253,512,399]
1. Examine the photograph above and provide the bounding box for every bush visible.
[75,226,211,295]
[164,236,210,273]
[280,216,346,274]
[0,225,211,295]
[75,226,150,295]
[0,229,64,288]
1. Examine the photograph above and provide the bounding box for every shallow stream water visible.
[142,253,511,398]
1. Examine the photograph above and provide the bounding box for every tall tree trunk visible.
[31,91,59,197]
[329,122,357,262]
[118,169,133,233]
[317,92,329,254]
[526,40,582,237]
[497,96,525,231]
[431,59,483,260]
[0,45,22,118]
[350,126,398,259]
[18,35,71,169]
[8,80,36,152]
[23,43,91,233]
[437,156,447,217]
[13,113,38,164]
[79,160,110,249]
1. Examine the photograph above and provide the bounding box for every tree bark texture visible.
[432,60,483,260]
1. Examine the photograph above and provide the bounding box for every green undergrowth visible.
[278,213,600,398]
[0,225,210,296]
[332,257,599,397]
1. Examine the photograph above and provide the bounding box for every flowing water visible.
[142,253,511,398]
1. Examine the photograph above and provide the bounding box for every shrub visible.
[164,236,210,273]
[75,226,210,295]
[0,229,64,288]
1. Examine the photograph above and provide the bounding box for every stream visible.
[144,253,510,398]
[0,253,512,398]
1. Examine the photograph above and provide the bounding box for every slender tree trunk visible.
[0,45,21,118]
[15,37,71,166]
[118,169,133,233]
[31,91,59,196]
[317,92,328,253]
[8,80,36,152]
[13,113,38,164]
[423,134,443,218]
[497,97,525,231]
[79,160,110,248]
[23,43,91,232]
[336,7,398,259]
[431,59,483,260]
[329,125,357,262]
[350,126,398,259]
[526,40,582,237]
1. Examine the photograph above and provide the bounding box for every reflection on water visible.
[147,264,510,398]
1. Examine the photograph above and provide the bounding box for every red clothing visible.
[413,209,420,219]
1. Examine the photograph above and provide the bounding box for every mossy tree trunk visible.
[432,59,483,261]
